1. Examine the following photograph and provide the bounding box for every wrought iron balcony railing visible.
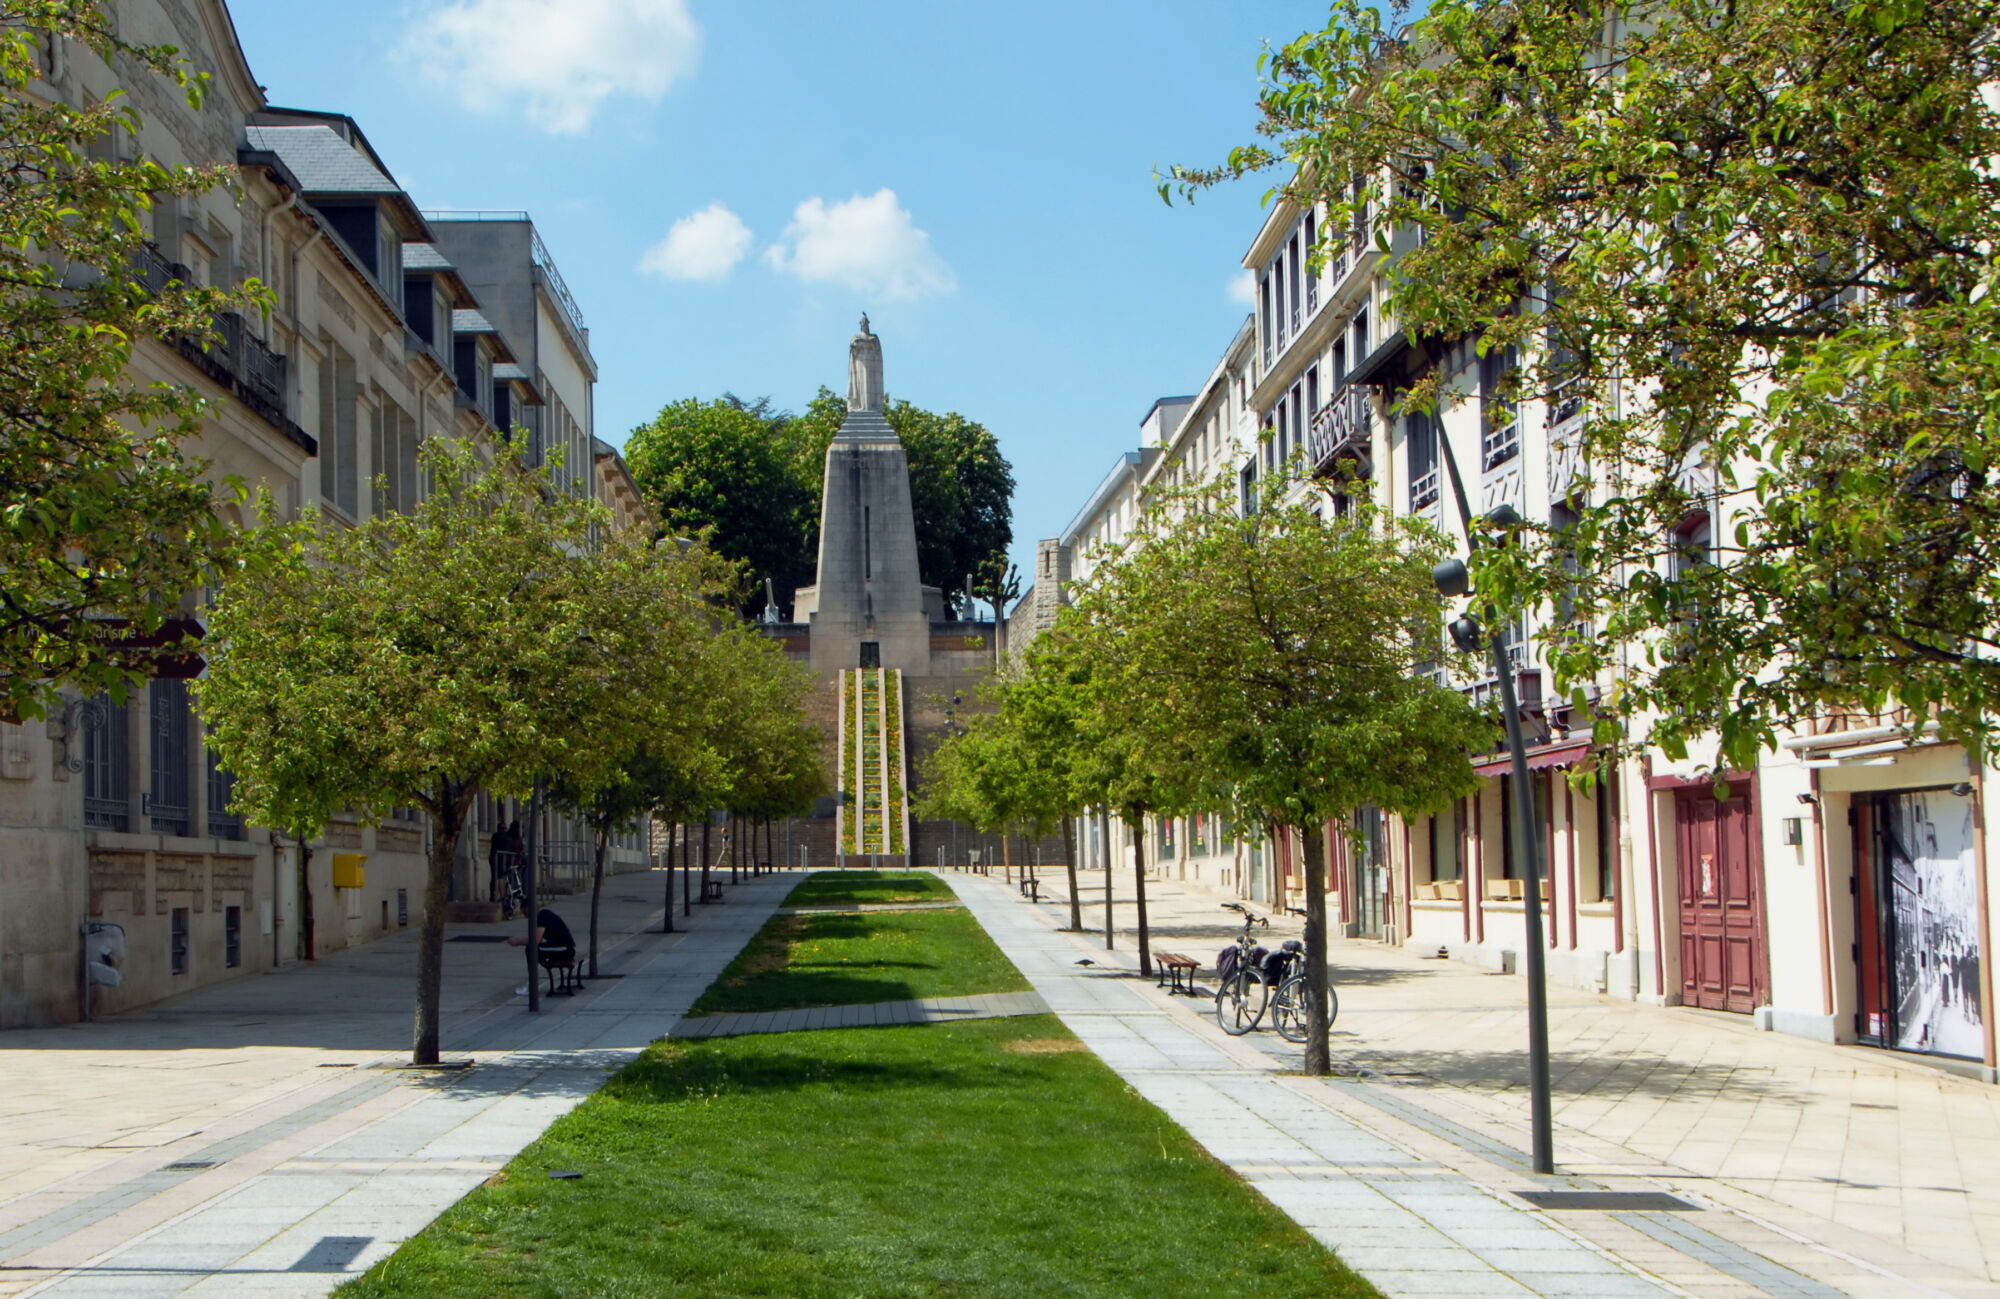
[1306,385,1373,477]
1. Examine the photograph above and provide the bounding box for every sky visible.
[227,0,1330,583]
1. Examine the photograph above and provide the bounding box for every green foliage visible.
[627,387,1015,617]
[1170,0,2000,769]
[199,440,723,1061]
[0,2,267,718]
[622,396,814,615]
[782,870,956,907]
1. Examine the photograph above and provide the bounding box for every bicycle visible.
[1266,906,1336,1043]
[493,850,526,920]
[1214,903,1272,1035]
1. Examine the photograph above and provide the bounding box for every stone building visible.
[1043,170,1997,1083]
[0,0,643,1028]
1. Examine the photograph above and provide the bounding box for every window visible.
[1480,345,1519,469]
[1431,800,1464,882]
[1671,511,1712,578]
[1595,771,1619,901]
[1551,499,1584,631]
[206,732,242,840]
[1408,410,1439,509]
[1353,306,1370,360]
[1260,275,1273,367]
[171,907,189,975]
[1303,212,1319,314]
[82,693,129,830]
[1498,772,1550,881]
[225,905,241,968]
[149,680,191,837]
[1288,233,1303,332]
[1305,366,1320,431]
[318,346,359,518]
[1240,462,1259,517]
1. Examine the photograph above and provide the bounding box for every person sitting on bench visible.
[507,907,579,994]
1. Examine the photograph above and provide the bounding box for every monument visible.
[790,317,946,674]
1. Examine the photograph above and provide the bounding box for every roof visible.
[402,242,454,271]
[243,125,400,195]
[452,308,499,334]
[493,362,531,381]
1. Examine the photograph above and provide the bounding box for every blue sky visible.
[228,1,1328,580]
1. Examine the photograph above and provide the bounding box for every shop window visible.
[1430,800,1465,882]
[1498,772,1550,881]
[149,680,192,836]
[82,693,130,830]
[1595,771,1619,900]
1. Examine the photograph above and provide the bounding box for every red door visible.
[1675,783,1765,1013]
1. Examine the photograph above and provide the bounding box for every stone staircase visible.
[837,667,910,864]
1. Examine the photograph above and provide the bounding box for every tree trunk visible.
[661,821,675,934]
[700,819,712,903]
[296,831,314,961]
[1062,816,1081,932]
[1003,826,1012,885]
[681,820,692,915]
[1299,819,1334,1076]
[1101,807,1114,950]
[728,813,739,883]
[413,790,464,1066]
[589,822,609,977]
[1127,811,1152,977]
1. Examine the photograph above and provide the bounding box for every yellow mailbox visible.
[331,853,367,890]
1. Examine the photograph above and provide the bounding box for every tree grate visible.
[1516,1190,1698,1211]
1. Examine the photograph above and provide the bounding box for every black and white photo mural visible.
[1875,789,1983,1059]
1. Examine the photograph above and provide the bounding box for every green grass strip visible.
[784,870,956,908]
[336,1016,1376,1298]
[687,907,1027,1016]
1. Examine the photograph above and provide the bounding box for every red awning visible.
[1472,741,1593,777]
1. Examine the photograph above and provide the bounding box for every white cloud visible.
[402,0,699,135]
[1228,270,1257,306]
[639,203,752,281]
[764,189,956,301]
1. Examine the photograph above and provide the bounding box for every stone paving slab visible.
[0,872,798,1298]
[946,868,1999,1299]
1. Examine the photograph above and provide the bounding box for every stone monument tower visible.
[790,317,943,674]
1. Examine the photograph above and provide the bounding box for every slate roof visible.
[243,125,400,195]
[402,242,454,271]
[452,308,499,334]
[493,362,531,381]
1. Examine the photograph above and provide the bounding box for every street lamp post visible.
[524,775,543,1014]
[1432,431,1556,1176]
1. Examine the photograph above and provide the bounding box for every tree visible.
[546,529,733,976]
[1167,0,2000,770]
[200,440,691,1065]
[705,623,830,870]
[1081,485,1492,1074]
[0,3,262,719]
[624,397,814,617]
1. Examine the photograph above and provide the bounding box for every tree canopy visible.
[0,2,259,719]
[201,440,728,1063]
[1168,0,2000,769]
[626,388,1014,617]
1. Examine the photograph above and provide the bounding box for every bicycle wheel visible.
[1215,973,1263,1035]
[1271,974,1310,1043]
[1327,981,1339,1027]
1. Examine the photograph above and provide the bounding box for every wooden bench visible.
[1018,877,1043,903]
[701,878,725,903]
[1153,951,1200,996]
[538,946,579,996]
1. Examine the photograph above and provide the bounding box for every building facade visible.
[0,0,642,1028]
[1038,174,1997,1082]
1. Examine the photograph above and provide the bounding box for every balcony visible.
[1481,409,1519,471]
[1306,385,1373,478]
[178,311,291,435]
[132,243,191,296]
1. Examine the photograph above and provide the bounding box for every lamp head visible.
[1448,615,1484,653]
[1432,557,1471,598]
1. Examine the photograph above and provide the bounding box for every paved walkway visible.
[669,989,1049,1039]
[948,868,1999,1299]
[0,870,798,1298]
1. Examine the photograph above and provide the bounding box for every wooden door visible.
[1676,783,1765,1013]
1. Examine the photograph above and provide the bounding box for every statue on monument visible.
[847,313,884,413]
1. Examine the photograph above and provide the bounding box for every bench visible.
[702,878,725,903]
[538,946,579,996]
[1153,951,1200,996]
[1018,877,1042,903]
